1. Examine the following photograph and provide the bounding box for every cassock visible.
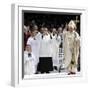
[63,30,80,72]
[24,51,36,75]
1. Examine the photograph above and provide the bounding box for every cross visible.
[74,16,80,25]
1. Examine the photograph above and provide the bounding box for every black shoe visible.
[41,71,44,74]
[46,71,50,73]
[35,71,39,74]
[53,66,57,70]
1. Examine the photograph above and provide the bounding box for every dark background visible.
[23,11,80,35]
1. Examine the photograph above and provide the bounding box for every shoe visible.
[68,72,76,75]
[46,71,50,73]
[53,66,57,70]
[35,71,39,74]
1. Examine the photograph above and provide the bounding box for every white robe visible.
[51,34,61,66]
[39,34,52,57]
[63,31,80,72]
[24,51,36,75]
[27,36,40,66]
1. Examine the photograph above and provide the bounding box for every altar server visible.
[51,28,61,70]
[24,45,36,75]
[38,27,53,73]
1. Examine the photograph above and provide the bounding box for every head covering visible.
[68,20,76,30]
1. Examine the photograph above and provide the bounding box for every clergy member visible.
[63,20,80,75]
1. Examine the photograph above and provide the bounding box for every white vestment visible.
[63,31,80,72]
[39,34,52,57]
[24,51,36,75]
[27,36,40,66]
[51,34,61,66]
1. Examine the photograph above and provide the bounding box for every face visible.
[68,26,74,32]
[52,28,57,34]
[40,27,44,34]
[31,25,38,37]
[68,20,76,32]
[26,45,32,52]
[58,27,62,33]
[43,27,48,35]
[33,25,38,31]
[32,30,38,37]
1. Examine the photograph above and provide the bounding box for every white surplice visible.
[39,34,52,57]
[24,51,36,75]
[51,34,61,66]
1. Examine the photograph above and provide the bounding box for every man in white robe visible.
[39,27,53,73]
[51,28,61,70]
[39,27,52,57]
[63,20,80,75]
